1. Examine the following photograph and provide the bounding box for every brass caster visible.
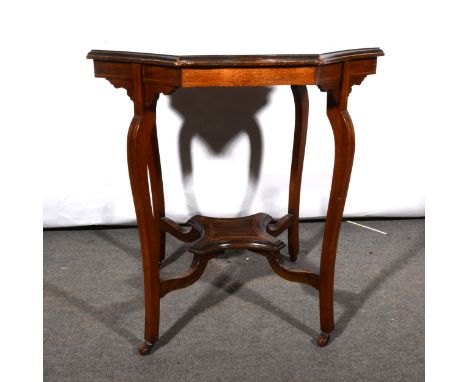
[316,332,330,347]
[138,342,155,356]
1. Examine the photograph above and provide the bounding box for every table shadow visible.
[170,87,272,216]
[88,222,325,348]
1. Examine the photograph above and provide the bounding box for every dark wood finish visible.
[160,253,216,298]
[138,342,154,356]
[188,213,285,255]
[160,217,200,243]
[288,85,309,261]
[317,59,378,104]
[126,64,164,355]
[316,332,330,347]
[258,251,319,289]
[266,213,293,237]
[149,121,166,262]
[87,48,383,67]
[87,48,384,354]
[317,61,357,337]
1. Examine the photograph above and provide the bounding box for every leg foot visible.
[138,341,155,356]
[316,332,330,347]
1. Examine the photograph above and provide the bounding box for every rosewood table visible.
[87,47,384,355]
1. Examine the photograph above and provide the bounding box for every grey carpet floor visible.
[44,219,424,382]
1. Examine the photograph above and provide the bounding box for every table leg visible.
[149,127,166,262]
[288,85,309,262]
[318,87,355,346]
[127,102,164,355]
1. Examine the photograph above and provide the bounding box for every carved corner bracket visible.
[96,60,179,107]
[104,78,179,110]
[144,83,178,108]
[317,76,368,105]
[317,59,377,105]
[106,78,135,102]
[104,78,178,108]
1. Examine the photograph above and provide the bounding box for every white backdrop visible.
[41,0,426,227]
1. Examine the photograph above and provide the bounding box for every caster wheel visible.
[138,342,154,356]
[316,332,330,347]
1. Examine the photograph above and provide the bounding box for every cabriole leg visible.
[127,102,164,355]
[318,89,355,346]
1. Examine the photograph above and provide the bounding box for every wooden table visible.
[87,48,384,355]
